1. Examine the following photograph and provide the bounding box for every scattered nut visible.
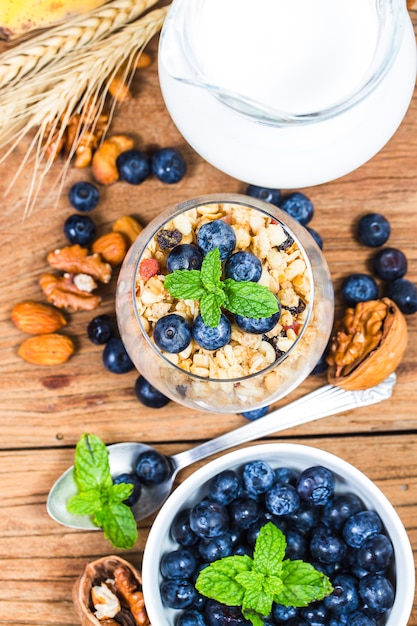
[92,134,135,185]
[40,273,101,311]
[47,244,112,283]
[112,215,143,245]
[92,232,128,267]
[72,555,150,626]
[327,297,408,390]
[107,67,133,102]
[11,301,67,335]
[18,333,74,365]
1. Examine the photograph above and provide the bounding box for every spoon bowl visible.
[47,374,396,530]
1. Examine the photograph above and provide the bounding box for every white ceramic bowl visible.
[142,443,415,626]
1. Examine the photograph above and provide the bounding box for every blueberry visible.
[171,509,199,547]
[224,251,262,282]
[102,337,134,373]
[166,244,203,272]
[310,346,329,376]
[285,618,309,626]
[356,533,393,572]
[198,532,233,561]
[153,313,192,353]
[349,611,378,625]
[373,246,407,281]
[358,574,395,615]
[342,510,383,548]
[284,528,308,560]
[135,449,171,484]
[151,147,186,183]
[205,599,250,626]
[323,574,359,615]
[387,277,417,314]
[192,314,231,350]
[280,192,314,225]
[134,375,170,408]
[321,493,364,532]
[310,529,347,564]
[358,213,391,247]
[274,467,299,486]
[229,497,260,529]
[197,219,236,260]
[87,314,114,345]
[272,604,299,622]
[189,500,229,538]
[68,181,99,212]
[178,609,208,626]
[300,603,329,625]
[265,482,300,516]
[240,405,269,420]
[116,149,150,184]
[160,548,198,579]
[285,500,320,534]
[160,579,196,609]
[297,465,336,506]
[242,460,275,495]
[64,213,96,245]
[246,184,282,206]
[112,472,142,506]
[306,226,323,249]
[207,469,242,506]
[235,300,281,334]
[341,273,379,306]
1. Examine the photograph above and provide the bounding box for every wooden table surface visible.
[1,11,417,625]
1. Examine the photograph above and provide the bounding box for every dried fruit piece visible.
[112,215,143,245]
[18,333,74,365]
[327,298,408,390]
[139,258,160,280]
[47,244,112,283]
[11,301,67,335]
[40,273,101,311]
[92,232,128,267]
[156,228,182,250]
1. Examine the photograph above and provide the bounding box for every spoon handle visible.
[171,373,396,472]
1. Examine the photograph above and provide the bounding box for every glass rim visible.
[163,0,406,125]
[131,194,315,384]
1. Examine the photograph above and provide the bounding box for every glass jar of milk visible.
[158,0,416,188]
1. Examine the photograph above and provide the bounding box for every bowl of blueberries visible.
[141,443,414,626]
[116,193,334,413]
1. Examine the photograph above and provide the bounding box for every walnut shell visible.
[327,297,408,390]
[72,555,147,626]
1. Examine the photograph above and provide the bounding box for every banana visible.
[0,0,110,41]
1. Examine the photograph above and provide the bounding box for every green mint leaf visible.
[195,555,253,605]
[107,482,134,504]
[242,584,273,622]
[276,559,334,607]
[97,501,138,550]
[242,611,264,626]
[200,290,226,327]
[73,433,113,492]
[164,270,205,300]
[223,279,279,319]
[200,248,222,291]
[66,489,103,516]
[253,522,286,576]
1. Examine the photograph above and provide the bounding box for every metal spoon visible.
[47,374,396,530]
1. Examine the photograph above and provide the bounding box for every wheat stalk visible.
[0,3,169,215]
[0,0,160,90]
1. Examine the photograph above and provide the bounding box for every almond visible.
[91,231,128,267]
[11,301,67,335]
[112,215,143,245]
[18,333,75,365]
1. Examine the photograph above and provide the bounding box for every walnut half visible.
[326,298,408,390]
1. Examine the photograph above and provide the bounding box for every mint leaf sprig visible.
[66,433,138,550]
[164,248,279,328]
[195,522,333,626]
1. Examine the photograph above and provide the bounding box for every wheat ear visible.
[0,0,160,90]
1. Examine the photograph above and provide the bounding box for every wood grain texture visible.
[0,14,417,626]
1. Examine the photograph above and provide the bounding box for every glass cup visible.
[158,0,417,188]
[116,194,334,413]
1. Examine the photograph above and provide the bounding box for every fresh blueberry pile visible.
[159,461,395,626]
